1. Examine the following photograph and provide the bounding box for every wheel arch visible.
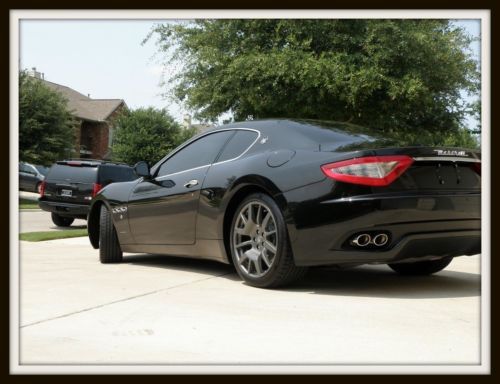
[221,177,288,264]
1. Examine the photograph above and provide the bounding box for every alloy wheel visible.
[232,201,278,278]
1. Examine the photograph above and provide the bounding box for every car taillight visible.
[472,162,481,175]
[39,180,46,197]
[321,155,414,186]
[92,183,103,197]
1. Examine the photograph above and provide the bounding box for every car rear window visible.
[98,165,137,185]
[217,130,259,162]
[46,164,98,183]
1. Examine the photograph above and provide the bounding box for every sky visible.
[19,19,481,127]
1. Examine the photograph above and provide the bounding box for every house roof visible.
[42,79,125,122]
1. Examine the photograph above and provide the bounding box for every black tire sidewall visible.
[51,213,74,227]
[99,204,123,263]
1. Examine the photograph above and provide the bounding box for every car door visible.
[19,164,28,189]
[127,130,235,245]
[19,164,36,190]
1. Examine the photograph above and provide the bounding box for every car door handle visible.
[184,179,199,188]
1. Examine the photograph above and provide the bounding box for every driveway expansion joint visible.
[21,271,232,328]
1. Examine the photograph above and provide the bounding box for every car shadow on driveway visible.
[122,255,480,300]
[49,225,87,231]
[284,265,480,299]
[123,254,236,278]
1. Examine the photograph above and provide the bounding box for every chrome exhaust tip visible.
[372,233,389,247]
[351,233,371,247]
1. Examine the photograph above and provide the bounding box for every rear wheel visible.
[99,205,123,263]
[230,193,307,288]
[388,256,453,276]
[51,213,74,227]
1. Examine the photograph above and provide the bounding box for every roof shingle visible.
[42,79,124,122]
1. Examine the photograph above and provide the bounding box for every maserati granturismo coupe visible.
[87,119,481,288]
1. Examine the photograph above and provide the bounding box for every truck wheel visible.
[51,213,74,227]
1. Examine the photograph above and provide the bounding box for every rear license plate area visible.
[60,189,73,197]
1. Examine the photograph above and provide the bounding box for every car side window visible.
[217,130,259,162]
[27,165,37,174]
[20,164,33,174]
[157,131,234,177]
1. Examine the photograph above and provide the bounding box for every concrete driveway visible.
[19,237,481,366]
[19,210,86,233]
[19,191,87,233]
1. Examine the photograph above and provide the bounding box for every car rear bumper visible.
[38,199,89,219]
[291,228,480,266]
[283,187,481,266]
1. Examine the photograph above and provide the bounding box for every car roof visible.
[56,159,130,167]
[201,119,385,150]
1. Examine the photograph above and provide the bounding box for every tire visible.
[51,213,74,227]
[99,204,123,263]
[229,193,307,288]
[388,256,453,276]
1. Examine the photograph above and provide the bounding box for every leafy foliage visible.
[148,19,480,147]
[111,107,196,165]
[19,71,75,165]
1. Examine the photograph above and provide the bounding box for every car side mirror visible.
[134,161,151,179]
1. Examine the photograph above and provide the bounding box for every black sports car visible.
[87,119,481,288]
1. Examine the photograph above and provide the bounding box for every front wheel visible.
[51,213,74,227]
[388,256,453,276]
[99,205,123,263]
[230,193,307,288]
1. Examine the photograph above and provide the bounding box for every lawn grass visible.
[19,198,39,210]
[20,228,88,242]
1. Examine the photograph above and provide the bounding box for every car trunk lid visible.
[321,145,480,191]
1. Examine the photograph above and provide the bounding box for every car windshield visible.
[35,165,49,176]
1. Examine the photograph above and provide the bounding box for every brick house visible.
[29,69,126,159]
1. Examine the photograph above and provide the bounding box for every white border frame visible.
[10,9,491,375]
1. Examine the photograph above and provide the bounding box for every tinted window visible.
[98,165,137,185]
[157,131,233,177]
[20,164,35,174]
[26,164,37,174]
[35,165,49,176]
[217,130,258,162]
[46,164,98,183]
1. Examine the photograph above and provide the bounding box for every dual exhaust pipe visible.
[351,233,389,247]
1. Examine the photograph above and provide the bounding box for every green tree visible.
[147,19,479,146]
[111,107,196,165]
[19,71,75,165]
